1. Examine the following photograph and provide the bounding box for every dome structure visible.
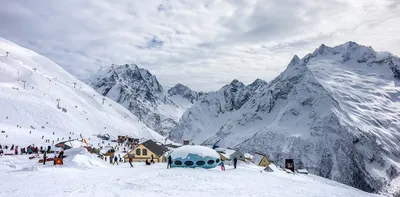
[169,145,221,169]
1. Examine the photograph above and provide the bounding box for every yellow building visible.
[252,153,270,167]
[123,140,168,163]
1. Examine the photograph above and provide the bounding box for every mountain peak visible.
[288,55,301,67]
[248,78,267,92]
[167,83,199,105]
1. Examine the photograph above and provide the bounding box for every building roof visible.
[141,140,168,157]
[170,145,220,159]
[244,153,253,159]
[216,148,242,159]
[252,153,265,164]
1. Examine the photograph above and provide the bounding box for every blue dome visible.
[169,145,221,169]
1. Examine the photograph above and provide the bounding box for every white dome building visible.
[169,145,221,169]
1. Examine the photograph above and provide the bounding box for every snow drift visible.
[63,147,108,169]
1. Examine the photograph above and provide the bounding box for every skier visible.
[129,156,133,168]
[15,146,18,155]
[233,157,238,169]
[43,152,47,165]
[114,156,119,165]
[109,155,113,164]
[167,155,172,169]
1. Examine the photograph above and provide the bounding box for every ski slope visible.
[0,37,166,148]
[0,148,383,197]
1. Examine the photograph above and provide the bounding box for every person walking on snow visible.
[220,161,225,171]
[233,157,238,169]
[43,152,47,165]
[150,155,154,163]
[129,156,133,167]
[113,156,119,165]
[167,155,172,169]
[109,155,113,164]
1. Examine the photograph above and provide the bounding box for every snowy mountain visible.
[169,42,400,194]
[87,64,188,136]
[167,83,202,109]
[0,37,166,147]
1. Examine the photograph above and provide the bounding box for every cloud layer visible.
[1,0,399,91]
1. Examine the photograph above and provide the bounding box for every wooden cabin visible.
[252,153,271,167]
[123,140,168,162]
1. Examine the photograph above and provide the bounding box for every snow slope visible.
[169,42,400,194]
[0,155,383,197]
[0,37,166,148]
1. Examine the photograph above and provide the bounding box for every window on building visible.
[207,160,215,165]
[174,160,182,165]
[142,149,147,155]
[136,148,141,156]
[196,161,205,166]
[184,161,194,166]
[216,159,220,163]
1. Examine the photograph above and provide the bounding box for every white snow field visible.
[0,37,166,148]
[0,148,382,197]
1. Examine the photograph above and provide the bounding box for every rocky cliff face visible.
[87,64,186,136]
[167,83,202,110]
[169,42,400,194]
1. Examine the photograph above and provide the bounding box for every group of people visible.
[0,144,49,156]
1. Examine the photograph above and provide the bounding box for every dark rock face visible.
[167,83,199,104]
[88,64,180,136]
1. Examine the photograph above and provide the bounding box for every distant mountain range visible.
[86,41,400,195]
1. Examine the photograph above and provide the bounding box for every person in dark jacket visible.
[145,159,151,165]
[233,157,238,169]
[167,155,172,169]
[43,152,47,165]
[113,156,119,165]
[150,155,154,163]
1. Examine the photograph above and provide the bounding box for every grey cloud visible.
[0,0,399,91]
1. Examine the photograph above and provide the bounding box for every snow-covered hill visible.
[87,65,196,136]
[0,154,384,197]
[0,38,165,147]
[169,42,400,194]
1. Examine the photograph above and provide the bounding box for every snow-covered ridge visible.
[169,42,400,195]
[87,63,193,136]
[0,37,165,147]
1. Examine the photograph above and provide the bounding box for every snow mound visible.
[63,148,109,169]
[170,145,220,158]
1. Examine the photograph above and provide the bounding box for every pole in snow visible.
[21,80,26,89]
[56,99,60,108]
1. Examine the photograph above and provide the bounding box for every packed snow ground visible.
[0,148,382,197]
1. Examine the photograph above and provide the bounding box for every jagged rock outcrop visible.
[87,64,186,136]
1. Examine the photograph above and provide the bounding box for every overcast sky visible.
[1,0,399,91]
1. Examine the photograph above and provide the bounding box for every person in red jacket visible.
[129,156,133,168]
